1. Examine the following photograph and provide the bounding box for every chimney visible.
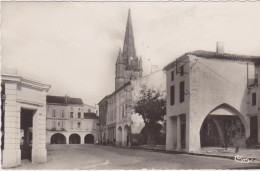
[216,41,224,53]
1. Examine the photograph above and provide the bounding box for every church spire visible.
[122,9,136,61]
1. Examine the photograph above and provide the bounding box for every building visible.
[46,95,99,145]
[99,10,166,147]
[164,42,260,153]
[1,68,51,168]
[97,95,109,144]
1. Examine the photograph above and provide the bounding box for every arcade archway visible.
[51,133,66,144]
[69,134,80,144]
[118,126,122,146]
[200,104,246,148]
[84,134,94,144]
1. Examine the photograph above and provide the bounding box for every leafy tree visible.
[134,85,166,145]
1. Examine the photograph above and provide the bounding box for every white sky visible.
[2,2,260,106]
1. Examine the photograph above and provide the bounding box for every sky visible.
[2,2,260,107]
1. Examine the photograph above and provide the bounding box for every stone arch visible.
[117,126,122,146]
[69,133,81,144]
[200,103,247,148]
[50,133,66,144]
[123,125,130,146]
[84,134,94,144]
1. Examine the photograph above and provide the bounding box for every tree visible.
[134,85,166,145]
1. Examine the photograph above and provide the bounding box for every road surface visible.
[13,144,260,170]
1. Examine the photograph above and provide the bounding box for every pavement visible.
[7,144,260,170]
[130,145,260,161]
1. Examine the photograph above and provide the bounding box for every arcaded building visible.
[99,10,166,147]
[164,43,260,152]
[1,68,51,168]
[46,95,98,145]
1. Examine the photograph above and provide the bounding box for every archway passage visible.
[200,115,245,148]
[84,134,94,144]
[123,125,130,146]
[20,109,34,161]
[118,126,122,146]
[51,133,66,144]
[69,134,80,144]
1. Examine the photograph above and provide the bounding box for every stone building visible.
[46,95,98,145]
[1,68,51,168]
[97,95,109,144]
[99,10,166,147]
[164,43,260,152]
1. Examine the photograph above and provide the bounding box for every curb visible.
[107,145,259,161]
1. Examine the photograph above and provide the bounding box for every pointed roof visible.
[122,9,136,61]
[116,48,124,64]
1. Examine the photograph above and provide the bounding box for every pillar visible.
[176,115,181,150]
[80,134,84,144]
[2,82,21,168]
[32,108,47,164]
[166,116,176,151]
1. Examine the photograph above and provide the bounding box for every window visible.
[78,122,81,128]
[170,85,175,105]
[88,109,91,113]
[61,110,64,118]
[180,81,185,103]
[58,122,60,126]
[52,110,56,117]
[171,71,174,81]
[78,108,81,111]
[252,92,256,106]
[180,65,184,76]
[122,105,125,117]
[78,112,81,118]
[70,112,73,118]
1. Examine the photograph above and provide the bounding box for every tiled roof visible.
[47,95,83,105]
[84,112,98,119]
[188,50,260,62]
[164,50,260,70]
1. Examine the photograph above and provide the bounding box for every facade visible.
[46,95,98,145]
[1,68,51,168]
[99,10,166,147]
[164,43,260,152]
[97,95,109,144]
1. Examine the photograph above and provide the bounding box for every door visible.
[250,116,258,144]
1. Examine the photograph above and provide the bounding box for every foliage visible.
[133,85,166,145]
[134,85,166,126]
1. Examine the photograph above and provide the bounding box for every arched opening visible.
[123,125,130,146]
[200,104,246,148]
[51,133,66,144]
[84,134,94,144]
[118,126,122,146]
[69,134,80,144]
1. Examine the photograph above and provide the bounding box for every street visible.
[13,144,260,170]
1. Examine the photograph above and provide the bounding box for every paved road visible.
[14,144,260,170]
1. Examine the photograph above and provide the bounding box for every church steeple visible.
[122,9,136,61]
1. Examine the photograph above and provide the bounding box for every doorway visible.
[250,116,258,145]
[180,115,186,149]
[20,109,34,161]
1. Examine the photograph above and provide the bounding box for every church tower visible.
[115,9,143,91]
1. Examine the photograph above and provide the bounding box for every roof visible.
[84,112,98,119]
[164,50,260,70]
[107,81,131,99]
[98,95,110,105]
[47,95,83,105]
